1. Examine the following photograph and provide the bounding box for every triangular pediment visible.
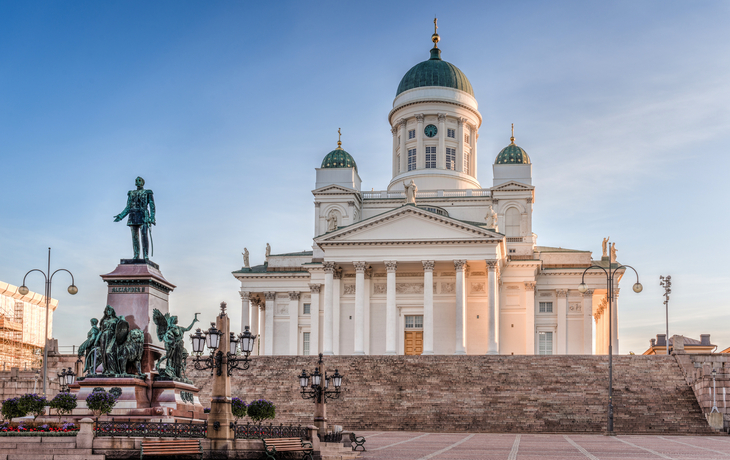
[316,205,503,245]
[492,181,534,191]
[312,184,359,195]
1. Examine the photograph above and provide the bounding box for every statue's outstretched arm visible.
[183,313,200,332]
[114,191,133,222]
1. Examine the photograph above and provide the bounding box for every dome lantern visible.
[321,128,358,172]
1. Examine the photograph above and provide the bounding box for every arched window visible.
[505,207,520,237]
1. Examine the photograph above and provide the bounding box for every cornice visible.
[234,272,310,280]
[389,99,482,126]
[319,239,501,247]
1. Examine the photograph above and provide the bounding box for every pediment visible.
[491,181,535,191]
[316,205,503,245]
[312,184,359,195]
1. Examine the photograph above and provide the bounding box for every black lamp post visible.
[18,248,78,397]
[57,367,76,393]
[298,353,343,435]
[659,275,672,355]
[578,256,642,435]
[189,303,255,376]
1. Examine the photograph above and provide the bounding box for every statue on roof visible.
[610,243,617,263]
[114,176,156,260]
[265,243,271,258]
[242,248,250,268]
[326,211,339,232]
[485,205,498,230]
[602,237,610,258]
[404,180,417,204]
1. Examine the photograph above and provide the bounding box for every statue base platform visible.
[69,377,206,421]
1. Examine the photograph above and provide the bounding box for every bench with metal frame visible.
[262,437,313,460]
[349,432,366,451]
[140,439,203,460]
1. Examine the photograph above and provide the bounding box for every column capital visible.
[323,261,336,273]
[415,113,425,122]
[288,291,300,301]
[457,117,466,126]
[308,283,322,293]
[239,291,250,301]
[526,197,533,204]
[347,200,355,207]
[398,118,407,127]
[314,201,321,207]
[264,291,276,301]
[454,260,467,271]
[437,113,446,122]
[486,260,498,269]
[333,268,343,280]
[556,289,567,298]
[354,261,367,272]
[391,126,398,135]
[422,260,435,272]
[524,282,535,291]
[582,288,594,297]
[385,261,397,273]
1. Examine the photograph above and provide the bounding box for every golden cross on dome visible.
[510,123,515,144]
[432,17,440,48]
[434,17,438,34]
[337,128,342,149]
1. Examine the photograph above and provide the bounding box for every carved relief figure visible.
[326,211,339,232]
[242,248,250,268]
[602,237,610,257]
[114,176,156,260]
[404,180,418,204]
[485,205,498,229]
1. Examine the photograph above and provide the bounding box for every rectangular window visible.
[408,148,417,171]
[446,148,456,170]
[405,315,423,329]
[425,146,436,168]
[464,152,470,175]
[302,332,310,356]
[408,129,416,139]
[303,303,311,315]
[539,302,553,313]
[465,134,470,144]
[538,332,553,355]
[447,128,455,138]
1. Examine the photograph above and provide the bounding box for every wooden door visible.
[404,331,423,355]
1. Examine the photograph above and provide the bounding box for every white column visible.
[323,262,335,355]
[556,290,567,354]
[437,114,446,169]
[487,261,499,354]
[391,126,398,177]
[422,260,435,355]
[454,260,467,354]
[399,119,407,173]
[385,261,397,355]
[611,289,619,353]
[353,261,367,355]
[472,126,478,179]
[524,282,535,355]
[308,284,321,356]
[264,292,276,356]
[240,291,250,333]
[364,268,372,354]
[597,309,604,355]
[314,202,321,237]
[583,289,594,354]
[288,291,299,355]
[333,270,341,355]
[250,298,260,354]
[416,114,425,169]
[456,118,465,172]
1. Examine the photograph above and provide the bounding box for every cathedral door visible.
[404,331,423,355]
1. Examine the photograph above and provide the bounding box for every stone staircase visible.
[0,436,104,460]
[192,355,715,434]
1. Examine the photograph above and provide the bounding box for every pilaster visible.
[524,282,535,355]
[556,289,567,354]
[454,260,467,354]
[308,284,321,355]
[264,292,276,356]
[353,261,367,355]
[416,114,425,169]
[288,291,300,355]
[422,260,435,355]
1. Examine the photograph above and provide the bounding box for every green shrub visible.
[1,398,25,421]
[246,399,275,423]
[85,390,116,418]
[231,398,247,421]
[18,394,47,420]
[49,393,77,421]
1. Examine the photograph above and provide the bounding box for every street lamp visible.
[577,252,642,435]
[19,248,78,397]
[57,367,76,393]
[298,353,343,436]
[190,302,255,376]
[712,368,719,413]
[659,275,672,355]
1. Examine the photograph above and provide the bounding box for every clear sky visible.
[1,1,729,355]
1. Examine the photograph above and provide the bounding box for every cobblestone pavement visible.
[357,431,730,460]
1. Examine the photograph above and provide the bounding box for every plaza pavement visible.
[357,431,730,460]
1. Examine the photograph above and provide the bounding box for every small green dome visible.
[321,147,357,172]
[396,48,474,97]
[495,139,531,165]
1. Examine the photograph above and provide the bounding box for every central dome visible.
[396,48,474,97]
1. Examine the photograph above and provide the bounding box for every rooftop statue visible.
[114,176,156,260]
[404,180,417,204]
[602,237,610,258]
[153,309,199,383]
[242,248,250,268]
[485,205,498,230]
[265,243,271,258]
[80,305,144,378]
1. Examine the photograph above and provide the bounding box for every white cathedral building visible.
[234,30,624,357]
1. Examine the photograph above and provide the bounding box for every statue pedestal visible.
[100,259,176,375]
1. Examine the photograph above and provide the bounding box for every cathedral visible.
[233,28,622,357]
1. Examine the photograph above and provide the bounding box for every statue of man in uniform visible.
[114,177,156,260]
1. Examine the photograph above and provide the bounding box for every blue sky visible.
[1,1,729,354]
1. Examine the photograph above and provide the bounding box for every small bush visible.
[246,399,275,423]
[1,398,25,421]
[85,390,116,418]
[49,393,77,421]
[231,398,247,421]
[18,394,46,420]
[203,407,211,414]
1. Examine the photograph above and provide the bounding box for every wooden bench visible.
[349,432,366,451]
[140,439,203,460]
[262,437,313,460]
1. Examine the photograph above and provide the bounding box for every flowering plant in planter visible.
[1,398,25,421]
[231,398,247,421]
[85,390,116,418]
[18,394,47,420]
[49,393,77,422]
[246,399,275,423]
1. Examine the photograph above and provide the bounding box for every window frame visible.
[539,301,553,313]
[407,148,417,171]
[425,146,436,169]
[446,147,456,170]
[447,128,455,138]
[408,129,416,140]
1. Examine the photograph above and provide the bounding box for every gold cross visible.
[434,17,438,34]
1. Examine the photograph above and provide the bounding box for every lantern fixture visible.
[299,369,309,388]
[229,332,239,355]
[298,353,344,404]
[206,323,221,350]
[190,328,206,354]
[239,326,255,354]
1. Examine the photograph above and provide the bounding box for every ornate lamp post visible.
[56,367,76,393]
[711,368,719,414]
[578,253,642,435]
[659,275,672,355]
[189,302,255,444]
[18,248,78,397]
[297,353,343,435]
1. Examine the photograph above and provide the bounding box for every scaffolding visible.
[0,281,56,370]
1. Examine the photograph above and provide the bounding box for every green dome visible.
[495,140,531,165]
[396,48,474,97]
[321,147,357,172]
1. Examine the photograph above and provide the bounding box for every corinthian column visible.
[399,119,407,173]
[487,261,499,354]
[264,291,276,356]
[583,289,594,354]
[422,260,435,355]
[308,283,321,355]
[353,261,367,355]
[524,282,535,354]
[454,260,467,354]
[323,262,335,355]
[288,291,300,355]
[385,261,397,355]
[239,291,250,333]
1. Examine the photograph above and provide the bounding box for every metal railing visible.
[95,420,207,438]
[233,422,309,440]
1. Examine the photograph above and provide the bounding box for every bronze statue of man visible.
[114,176,156,260]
